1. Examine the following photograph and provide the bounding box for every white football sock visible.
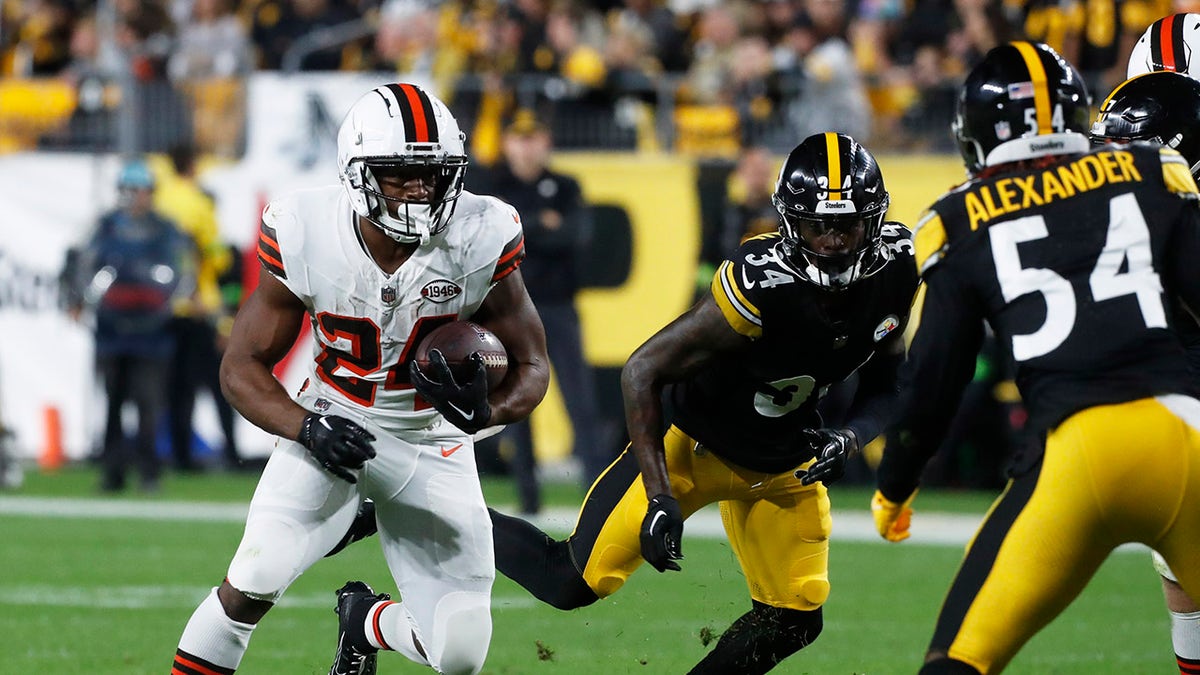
[177,588,256,671]
[1172,610,1200,661]
[364,599,429,666]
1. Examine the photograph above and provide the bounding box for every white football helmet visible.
[1128,13,1200,80]
[337,83,468,243]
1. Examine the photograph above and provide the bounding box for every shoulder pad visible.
[709,234,789,340]
[258,201,287,280]
[1158,147,1200,199]
[492,231,525,283]
[912,209,947,275]
[880,221,913,251]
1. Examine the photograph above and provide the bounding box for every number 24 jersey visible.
[256,185,524,430]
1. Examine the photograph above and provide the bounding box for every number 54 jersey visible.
[910,143,1200,437]
[256,185,524,432]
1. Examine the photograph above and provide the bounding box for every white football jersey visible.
[257,185,524,430]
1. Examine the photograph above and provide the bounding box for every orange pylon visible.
[39,405,64,471]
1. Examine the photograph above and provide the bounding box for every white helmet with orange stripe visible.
[337,83,468,244]
[1128,13,1200,80]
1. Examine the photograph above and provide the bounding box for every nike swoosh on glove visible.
[640,494,684,572]
[298,413,376,484]
[409,350,492,434]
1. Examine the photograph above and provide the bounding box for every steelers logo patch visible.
[873,315,899,342]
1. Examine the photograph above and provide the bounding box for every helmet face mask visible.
[337,84,468,244]
[346,156,467,239]
[955,42,1092,175]
[772,132,889,291]
[1090,71,1200,178]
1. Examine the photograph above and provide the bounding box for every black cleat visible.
[329,580,389,675]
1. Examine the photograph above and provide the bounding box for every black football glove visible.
[298,413,376,484]
[324,499,378,557]
[409,349,492,434]
[640,494,684,572]
[795,428,857,486]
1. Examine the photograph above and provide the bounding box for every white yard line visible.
[0,495,1150,552]
[0,494,982,545]
[0,583,541,611]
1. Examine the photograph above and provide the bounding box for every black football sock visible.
[489,508,598,610]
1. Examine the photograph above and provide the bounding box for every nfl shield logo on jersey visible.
[381,286,398,305]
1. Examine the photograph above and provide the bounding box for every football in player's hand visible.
[414,321,509,389]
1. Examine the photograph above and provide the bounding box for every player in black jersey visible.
[488,132,919,674]
[1090,69,1200,675]
[873,42,1200,674]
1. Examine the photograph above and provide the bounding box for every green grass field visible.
[0,466,1175,674]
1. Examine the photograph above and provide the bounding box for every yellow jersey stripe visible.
[913,210,948,274]
[1013,41,1051,135]
[711,261,763,338]
[1160,148,1200,196]
[825,132,842,197]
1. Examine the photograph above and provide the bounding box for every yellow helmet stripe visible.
[825,132,842,196]
[1099,72,1152,111]
[1012,41,1051,135]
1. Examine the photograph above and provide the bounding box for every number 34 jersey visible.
[256,185,524,430]
[910,143,1200,436]
[670,226,919,473]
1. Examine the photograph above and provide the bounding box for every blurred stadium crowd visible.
[0,0,1188,159]
[5,0,1186,492]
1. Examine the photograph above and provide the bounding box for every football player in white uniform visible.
[169,83,550,675]
[1123,21,1200,673]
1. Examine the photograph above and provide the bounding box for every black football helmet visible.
[954,41,1092,174]
[771,132,889,290]
[1091,71,1200,178]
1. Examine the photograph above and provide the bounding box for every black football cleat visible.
[329,580,389,675]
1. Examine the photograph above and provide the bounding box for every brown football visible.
[414,321,509,389]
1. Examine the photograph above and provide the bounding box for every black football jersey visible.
[668,227,919,473]
[906,143,1200,439]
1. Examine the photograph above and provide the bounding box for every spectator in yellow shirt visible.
[155,143,245,471]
